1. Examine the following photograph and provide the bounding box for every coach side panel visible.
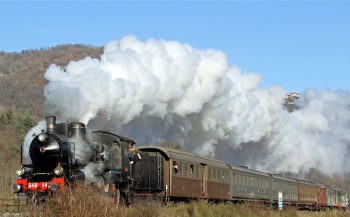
[230,170,271,202]
[207,166,230,200]
[169,159,202,199]
[298,181,317,206]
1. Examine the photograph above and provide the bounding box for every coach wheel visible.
[162,196,170,206]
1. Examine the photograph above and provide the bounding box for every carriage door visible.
[200,164,208,198]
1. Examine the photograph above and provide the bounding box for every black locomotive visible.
[14,116,136,204]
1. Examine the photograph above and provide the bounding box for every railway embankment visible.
[1,185,349,217]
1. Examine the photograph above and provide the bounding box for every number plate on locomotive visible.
[28,182,48,190]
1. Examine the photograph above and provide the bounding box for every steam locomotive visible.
[14,116,136,204]
[14,116,348,210]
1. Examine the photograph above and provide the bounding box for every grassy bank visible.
[18,185,349,217]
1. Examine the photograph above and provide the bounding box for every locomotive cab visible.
[90,130,136,205]
[90,130,135,184]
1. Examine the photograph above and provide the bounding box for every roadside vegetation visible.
[19,184,350,217]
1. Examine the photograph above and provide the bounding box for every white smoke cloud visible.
[41,35,350,176]
[81,161,105,183]
[69,138,93,165]
[258,89,350,175]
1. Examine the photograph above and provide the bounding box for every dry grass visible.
[15,185,349,217]
[22,184,161,217]
[0,182,348,216]
[26,185,120,217]
[0,152,19,199]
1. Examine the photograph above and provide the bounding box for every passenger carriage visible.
[133,146,231,202]
[316,183,327,210]
[297,180,318,209]
[269,174,298,207]
[229,165,271,203]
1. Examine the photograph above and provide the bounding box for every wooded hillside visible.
[0,45,102,116]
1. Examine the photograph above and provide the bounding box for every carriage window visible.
[173,161,179,175]
[195,166,199,179]
[183,163,188,177]
[178,162,183,176]
[190,164,194,173]
[216,169,220,181]
[190,165,194,178]
[222,171,226,182]
[233,173,237,185]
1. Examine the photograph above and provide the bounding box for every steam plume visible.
[39,35,350,176]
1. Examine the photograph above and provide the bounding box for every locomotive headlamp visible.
[54,164,64,176]
[13,184,21,193]
[16,167,25,176]
[38,133,48,142]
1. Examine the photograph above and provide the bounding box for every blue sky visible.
[0,1,349,92]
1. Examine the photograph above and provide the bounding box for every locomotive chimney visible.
[46,116,56,132]
[69,122,86,138]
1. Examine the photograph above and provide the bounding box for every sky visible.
[0,1,349,92]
